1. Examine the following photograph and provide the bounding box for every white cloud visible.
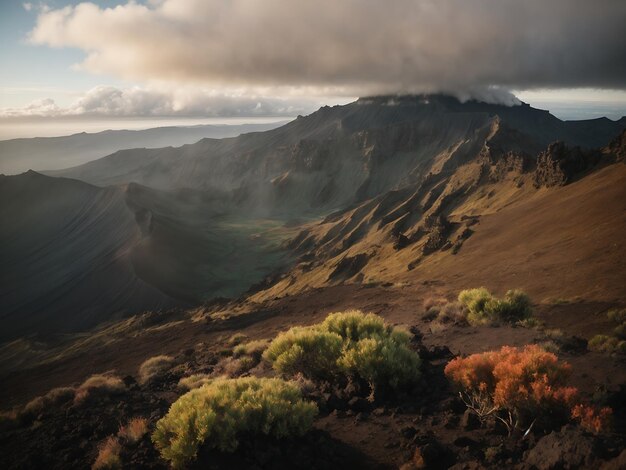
[0,85,329,118]
[27,0,626,96]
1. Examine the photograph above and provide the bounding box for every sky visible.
[1,0,626,138]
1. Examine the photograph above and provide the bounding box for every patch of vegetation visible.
[92,436,122,470]
[74,374,125,405]
[118,417,149,444]
[607,308,626,324]
[263,327,344,380]
[445,345,611,434]
[152,377,317,468]
[588,335,626,354]
[458,288,532,326]
[263,310,421,397]
[589,308,626,354]
[138,355,175,384]
[22,386,75,419]
[232,338,270,359]
[178,374,213,391]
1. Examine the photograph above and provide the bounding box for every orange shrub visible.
[444,345,609,433]
[571,404,612,434]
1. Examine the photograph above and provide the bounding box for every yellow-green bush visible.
[232,339,270,359]
[588,308,626,354]
[178,374,213,391]
[607,308,626,324]
[458,288,532,325]
[322,310,391,342]
[263,311,421,395]
[339,336,421,395]
[152,377,317,468]
[588,335,626,354]
[138,355,175,384]
[262,327,343,380]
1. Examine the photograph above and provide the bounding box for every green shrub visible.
[232,339,270,359]
[614,323,626,340]
[339,336,421,396]
[458,288,532,325]
[138,355,175,384]
[262,327,343,380]
[322,310,390,342]
[588,335,626,354]
[607,308,626,324]
[264,311,421,396]
[152,377,317,468]
[178,374,213,391]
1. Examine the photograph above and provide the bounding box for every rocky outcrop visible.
[533,142,600,187]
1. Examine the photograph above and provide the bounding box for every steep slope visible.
[52,96,626,215]
[250,131,626,304]
[0,171,179,341]
[0,173,294,342]
[0,121,285,175]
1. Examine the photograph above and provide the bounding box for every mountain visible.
[51,95,626,215]
[0,121,286,175]
[3,95,625,341]
[0,171,293,342]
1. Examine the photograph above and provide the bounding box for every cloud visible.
[0,86,326,118]
[27,0,626,97]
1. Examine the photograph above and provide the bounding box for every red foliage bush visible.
[445,345,611,433]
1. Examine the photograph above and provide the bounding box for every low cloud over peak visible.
[27,0,626,95]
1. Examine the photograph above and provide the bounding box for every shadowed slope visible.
[0,171,179,341]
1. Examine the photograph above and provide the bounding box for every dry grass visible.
[214,356,257,377]
[178,374,212,390]
[118,417,148,444]
[74,374,125,405]
[138,355,174,384]
[23,386,75,417]
[92,436,122,470]
[232,338,270,359]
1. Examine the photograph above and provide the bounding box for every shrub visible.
[571,404,612,434]
[227,333,248,346]
[458,288,532,325]
[588,335,626,354]
[322,310,391,342]
[215,355,257,377]
[339,336,421,397]
[138,355,175,384]
[607,308,626,324]
[614,323,626,340]
[264,310,421,397]
[444,345,605,433]
[92,436,122,470]
[75,374,125,405]
[232,339,270,359]
[152,377,317,468]
[22,387,75,418]
[458,288,493,325]
[178,374,213,391]
[262,327,343,380]
[118,417,149,444]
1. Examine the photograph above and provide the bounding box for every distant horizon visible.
[0,116,293,140]
[1,94,625,140]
